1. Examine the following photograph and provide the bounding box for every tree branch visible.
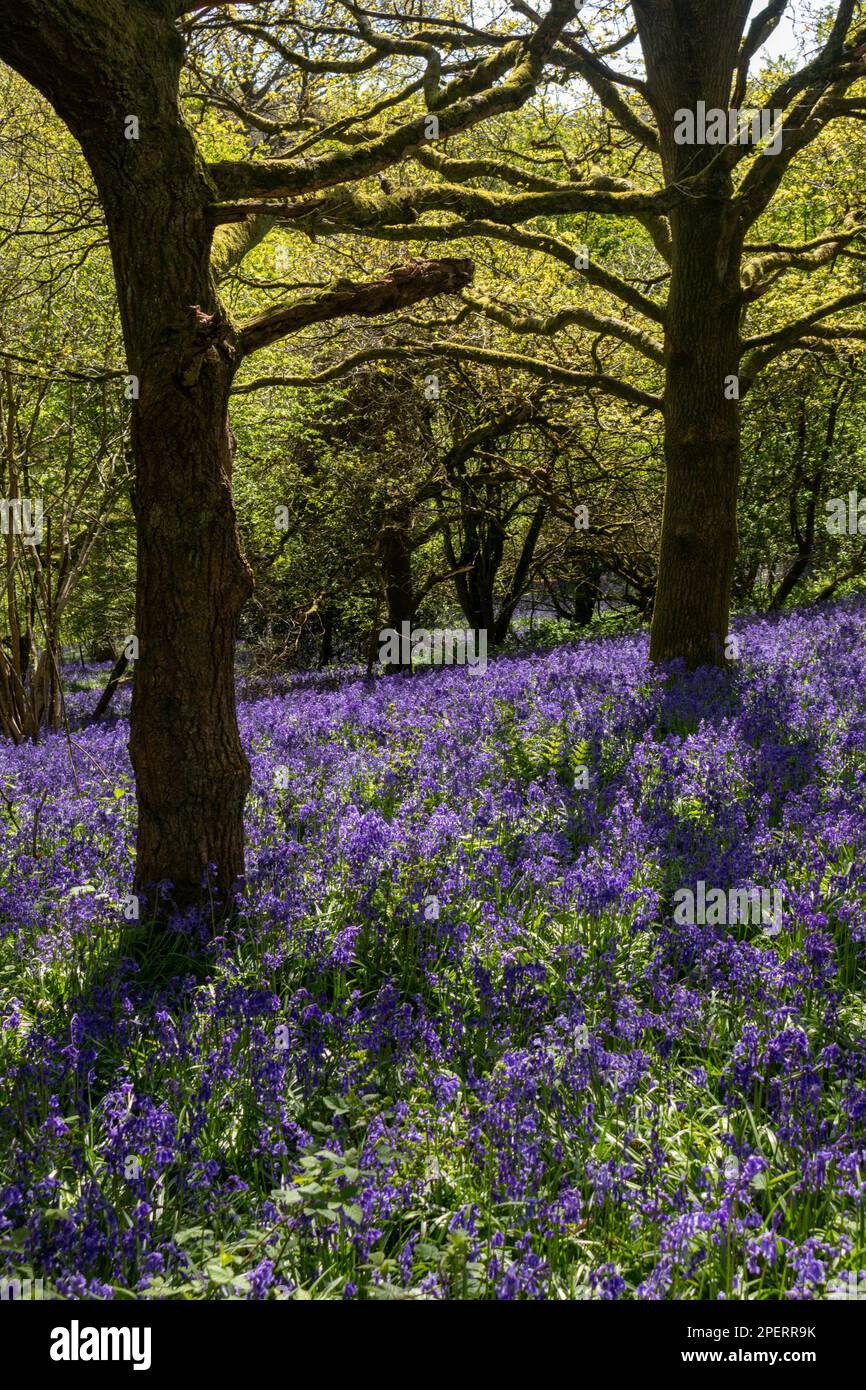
[207,0,576,201]
[740,291,866,386]
[741,215,866,293]
[236,257,474,356]
[735,6,866,224]
[233,341,663,411]
[314,213,667,322]
[459,289,665,364]
[732,0,790,108]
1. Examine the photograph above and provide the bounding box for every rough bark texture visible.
[88,23,252,905]
[239,259,472,355]
[635,1,749,667]
[0,1,253,903]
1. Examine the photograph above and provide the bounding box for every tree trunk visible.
[89,650,130,725]
[770,390,839,610]
[446,483,503,640]
[130,377,252,906]
[95,124,253,905]
[379,507,415,671]
[318,606,335,668]
[649,207,742,667]
[492,500,546,643]
[636,0,747,668]
[0,2,255,906]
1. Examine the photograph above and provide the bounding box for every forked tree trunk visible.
[635,0,747,668]
[491,500,546,644]
[447,483,503,639]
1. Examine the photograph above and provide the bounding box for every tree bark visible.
[446,482,502,639]
[96,82,253,904]
[636,1,748,668]
[650,203,743,667]
[0,0,253,905]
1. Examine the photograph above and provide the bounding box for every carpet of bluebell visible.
[1,598,865,1299]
